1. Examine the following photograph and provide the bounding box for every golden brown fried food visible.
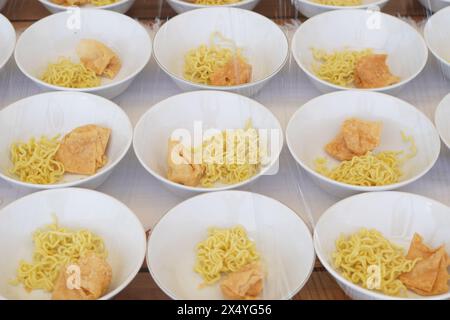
[341,118,382,155]
[52,253,112,300]
[354,54,400,89]
[325,133,357,161]
[399,233,450,296]
[167,140,205,187]
[55,124,111,175]
[210,57,252,86]
[325,118,382,161]
[220,262,264,300]
[77,39,122,79]
[52,0,89,5]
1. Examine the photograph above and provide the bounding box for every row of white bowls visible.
[1,89,449,200]
[1,186,449,300]
[34,0,450,17]
[1,8,450,99]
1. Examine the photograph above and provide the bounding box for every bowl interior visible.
[424,6,450,64]
[154,7,288,86]
[39,0,129,9]
[148,191,315,300]
[0,188,146,300]
[134,91,283,190]
[292,10,427,89]
[0,92,132,187]
[286,91,440,188]
[15,9,150,88]
[302,0,388,7]
[0,14,15,69]
[314,191,450,299]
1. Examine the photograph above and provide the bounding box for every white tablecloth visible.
[1,20,450,232]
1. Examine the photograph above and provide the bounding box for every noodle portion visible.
[312,0,362,5]
[194,226,260,285]
[13,218,107,292]
[312,48,373,87]
[184,32,251,86]
[333,229,418,296]
[41,58,101,89]
[9,135,65,185]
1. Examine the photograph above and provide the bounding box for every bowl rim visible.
[152,6,289,91]
[14,8,152,93]
[0,13,16,71]
[167,0,258,9]
[0,91,133,190]
[0,187,147,301]
[146,190,316,300]
[295,0,390,10]
[37,0,133,11]
[313,190,450,300]
[285,90,441,192]
[434,92,450,150]
[133,90,284,193]
[291,9,429,93]
[424,6,450,69]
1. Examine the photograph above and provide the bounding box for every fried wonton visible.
[76,39,122,79]
[399,233,450,296]
[167,139,205,187]
[55,124,111,175]
[325,118,382,161]
[210,56,252,86]
[220,262,264,300]
[354,54,400,89]
[52,253,112,300]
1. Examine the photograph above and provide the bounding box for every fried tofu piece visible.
[55,124,111,175]
[341,118,382,155]
[167,140,205,187]
[399,233,450,296]
[325,133,358,161]
[220,262,264,300]
[76,39,122,79]
[325,118,382,161]
[52,253,112,300]
[354,54,400,89]
[210,56,252,86]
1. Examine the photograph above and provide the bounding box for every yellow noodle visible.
[194,226,259,285]
[52,0,118,6]
[333,229,419,296]
[12,218,107,292]
[311,48,373,87]
[41,58,101,89]
[184,32,247,85]
[192,0,241,4]
[199,120,261,187]
[9,135,65,185]
[90,0,117,5]
[313,0,362,5]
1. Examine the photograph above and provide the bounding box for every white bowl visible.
[291,9,428,95]
[434,92,450,150]
[133,90,283,197]
[293,0,390,18]
[0,187,146,300]
[153,7,289,97]
[286,91,441,198]
[0,91,133,190]
[14,9,151,99]
[0,13,15,73]
[418,0,450,12]
[38,0,136,14]
[424,6,450,81]
[147,190,315,300]
[0,0,8,12]
[314,191,450,300]
[166,0,261,14]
